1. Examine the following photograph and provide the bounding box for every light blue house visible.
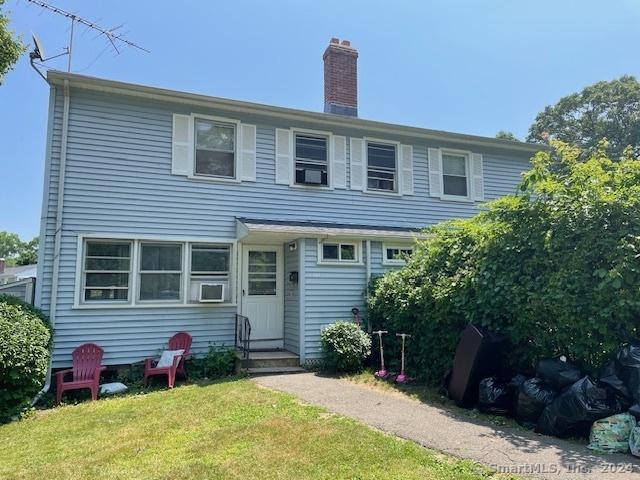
[37,39,539,368]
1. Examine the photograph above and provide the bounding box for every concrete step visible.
[236,350,300,369]
[245,366,306,375]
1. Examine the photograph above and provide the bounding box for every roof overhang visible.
[236,218,427,244]
[47,70,544,155]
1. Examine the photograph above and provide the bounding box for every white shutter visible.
[428,148,442,198]
[471,152,485,201]
[275,128,292,185]
[239,123,256,182]
[331,135,347,189]
[400,145,414,195]
[171,114,192,176]
[350,138,365,191]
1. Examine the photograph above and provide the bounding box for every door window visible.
[248,251,277,295]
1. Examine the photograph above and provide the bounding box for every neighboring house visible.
[37,39,541,368]
[0,259,37,303]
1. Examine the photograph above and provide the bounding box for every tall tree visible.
[495,130,519,141]
[16,237,38,265]
[0,0,25,84]
[0,232,39,266]
[0,231,21,262]
[528,76,640,159]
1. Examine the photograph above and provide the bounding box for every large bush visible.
[321,321,371,372]
[368,142,640,384]
[0,295,51,422]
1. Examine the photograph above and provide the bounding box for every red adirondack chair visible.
[143,332,192,388]
[56,343,105,404]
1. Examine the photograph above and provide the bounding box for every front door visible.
[241,245,284,349]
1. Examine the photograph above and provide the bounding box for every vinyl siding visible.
[283,242,300,354]
[38,86,532,367]
[302,240,367,359]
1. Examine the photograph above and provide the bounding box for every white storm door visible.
[241,245,284,345]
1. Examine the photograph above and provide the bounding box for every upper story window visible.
[318,240,360,264]
[82,240,131,302]
[194,118,236,179]
[295,134,329,186]
[442,152,469,198]
[367,142,397,192]
[139,243,183,302]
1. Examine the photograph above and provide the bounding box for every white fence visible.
[0,277,36,304]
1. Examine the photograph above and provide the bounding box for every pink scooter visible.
[395,333,412,383]
[373,330,389,378]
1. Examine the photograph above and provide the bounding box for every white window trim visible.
[439,148,474,202]
[74,234,237,309]
[79,239,133,306]
[290,127,333,190]
[363,137,401,196]
[137,241,185,304]
[188,113,241,183]
[382,243,414,266]
[187,243,233,304]
[317,239,363,265]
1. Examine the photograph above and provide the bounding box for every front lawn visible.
[0,378,515,480]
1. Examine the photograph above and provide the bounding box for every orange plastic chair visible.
[55,343,105,404]
[143,332,192,388]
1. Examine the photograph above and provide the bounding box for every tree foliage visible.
[368,141,640,384]
[528,76,640,159]
[0,0,25,84]
[495,130,519,141]
[0,232,38,266]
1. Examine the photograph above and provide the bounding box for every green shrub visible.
[186,345,236,379]
[368,141,640,384]
[321,321,371,372]
[0,295,52,422]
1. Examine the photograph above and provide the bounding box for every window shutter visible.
[400,144,414,195]
[350,138,365,191]
[428,148,442,197]
[239,123,256,182]
[171,114,192,176]
[471,153,484,201]
[331,135,347,189]
[275,128,292,185]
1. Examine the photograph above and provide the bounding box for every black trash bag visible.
[507,374,527,416]
[536,376,621,438]
[536,358,582,391]
[599,360,632,401]
[616,340,640,402]
[629,403,640,421]
[516,377,557,428]
[478,377,510,415]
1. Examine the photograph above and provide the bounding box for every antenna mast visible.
[25,0,149,72]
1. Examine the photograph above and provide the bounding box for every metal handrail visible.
[235,314,251,359]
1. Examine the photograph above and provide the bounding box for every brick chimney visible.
[0,258,5,274]
[323,38,358,117]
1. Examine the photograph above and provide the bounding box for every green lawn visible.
[0,378,516,480]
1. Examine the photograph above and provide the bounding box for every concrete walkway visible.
[254,373,640,480]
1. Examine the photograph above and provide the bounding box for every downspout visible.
[32,79,70,405]
[365,240,372,286]
[364,240,371,332]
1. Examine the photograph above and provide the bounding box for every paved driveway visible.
[254,373,640,480]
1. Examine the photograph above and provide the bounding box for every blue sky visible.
[2,0,640,240]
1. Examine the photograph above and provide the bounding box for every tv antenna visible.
[26,0,149,80]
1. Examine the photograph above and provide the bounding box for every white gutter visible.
[32,79,70,405]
